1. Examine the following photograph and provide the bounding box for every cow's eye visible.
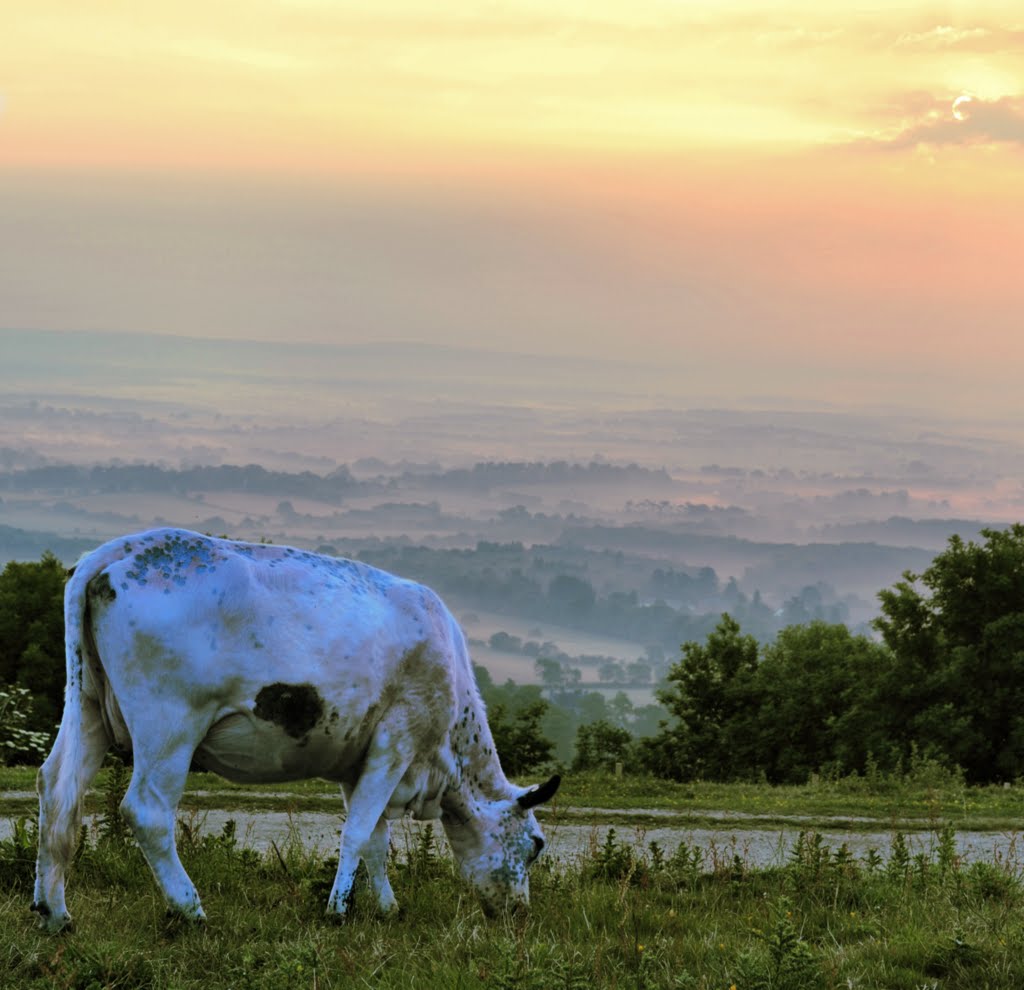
[531,835,545,861]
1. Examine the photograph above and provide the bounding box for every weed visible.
[0,815,37,889]
[98,755,131,846]
[887,831,911,882]
[732,897,822,990]
[588,828,645,886]
[666,839,703,888]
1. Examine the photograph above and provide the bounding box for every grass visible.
[2,802,1024,989]
[5,762,1024,831]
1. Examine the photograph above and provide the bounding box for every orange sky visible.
[2,2,1023,416]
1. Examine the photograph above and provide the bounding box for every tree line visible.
[2,526,1024,784]
[0,458,670,499]
[626,526,1024,784]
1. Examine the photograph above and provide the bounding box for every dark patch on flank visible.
[133,632,170,665]
[87,571,117,606]
[254,682,325,739]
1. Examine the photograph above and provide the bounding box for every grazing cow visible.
[33,528,559,932]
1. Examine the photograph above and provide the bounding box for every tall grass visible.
[2,771,1023,989]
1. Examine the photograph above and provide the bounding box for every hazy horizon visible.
[3,2,1023,421]
[4,327,1023,526]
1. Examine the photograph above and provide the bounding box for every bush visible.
[0,685,51,766]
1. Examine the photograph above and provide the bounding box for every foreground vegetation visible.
[2,798,1023,990]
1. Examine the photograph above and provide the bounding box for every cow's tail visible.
[41,540,126,837]
[35,538,131,926]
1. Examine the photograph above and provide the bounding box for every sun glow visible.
[2,2,1023,419]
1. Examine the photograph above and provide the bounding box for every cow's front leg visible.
[340,784,398,914]
[329,723,412,918]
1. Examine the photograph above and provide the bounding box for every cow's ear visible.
[517,774,561,810]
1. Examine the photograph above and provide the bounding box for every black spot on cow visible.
[87,571,117,606]
[254,682,325,739]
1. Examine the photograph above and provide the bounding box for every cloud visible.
[894,24,1024,53]
[895,25,991,49]
[856,94,1024,150]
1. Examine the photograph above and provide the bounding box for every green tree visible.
[0,552,67,737]
[753,622,894,782]
[640,613,761,780]
[534,656,564,690]
[487,700,555,777]
[875,525,1024,781]
[606,690,634,729]
[571,719,634,772]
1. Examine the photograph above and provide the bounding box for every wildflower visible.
[637,945,645,952]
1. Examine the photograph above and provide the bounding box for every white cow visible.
[33,528,559,932]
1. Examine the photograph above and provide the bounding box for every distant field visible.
[460,609,648,663]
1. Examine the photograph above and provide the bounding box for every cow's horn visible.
[517,774,561,810]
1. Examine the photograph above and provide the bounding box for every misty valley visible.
[3,332,1024,772]
[0,446,1011,756]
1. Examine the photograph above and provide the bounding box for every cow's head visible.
[446,774,560,915]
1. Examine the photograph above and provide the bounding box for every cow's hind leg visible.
[328,720,414,918]
[34,695,109,932]
[120,732,205,924]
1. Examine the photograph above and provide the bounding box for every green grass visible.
[2,811,1023,989]
[558,769,1024,831]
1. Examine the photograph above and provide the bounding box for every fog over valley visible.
[2,328,1022,693]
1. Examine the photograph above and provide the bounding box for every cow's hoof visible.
[31,902,73,935]
[163,908,207,934]
[326,888,356,922]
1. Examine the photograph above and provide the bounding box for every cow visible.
[33,528,560,932]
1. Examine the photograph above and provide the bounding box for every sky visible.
[2,1,1023,418]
